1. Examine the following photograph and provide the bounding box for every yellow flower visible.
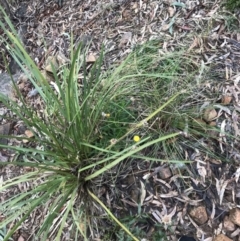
[133,135,140,142]
[102,112,110,118]
[110,138,117,145]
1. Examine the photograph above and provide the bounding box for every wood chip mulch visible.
[1,0,240,240]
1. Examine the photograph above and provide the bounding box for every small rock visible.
[158,167,172,179]
[130,186,139,203]
[189,206,208,225]
[86,54,96,63]
[203,108,218,122]
[40,70,54,83]
[56,52,69,66]
[223,215,235,231]
[214,234,232,241]
[25,130,34,138]
[229,207,240,226]
[209,121,217,126]
[221,95,232,105]
[45,56,59,73]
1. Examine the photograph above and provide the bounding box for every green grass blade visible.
[85,132,181,181]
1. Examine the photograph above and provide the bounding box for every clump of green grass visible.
[0,7,183,240]
[115,219,161,241]
[224,0,240,11]
[104,213,168,241]
[118,41,224,161]
[0,6,225,240]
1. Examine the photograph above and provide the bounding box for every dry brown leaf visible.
[188,37,199,52]
[121,199,138,207]
[152,210,162,223]
[232,110,240,136]
[233,167,240,183]
[219,120,227,153]
[151,200,162,206]
[196,159,207,183]
[215,178,228,205]
[153,176,171,188]
[203,238,212,241]
[174,195,203,205]
[230,228,240,238]
[210,201,216,220]
[139,180,146,206]
[144,194,153,202]
[159,191,178,198]
[168,7,175,17]
[209,159,222,165]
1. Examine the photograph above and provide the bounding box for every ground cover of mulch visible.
[1,0,240,240]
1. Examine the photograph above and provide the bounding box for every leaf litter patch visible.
[0,0,240,240]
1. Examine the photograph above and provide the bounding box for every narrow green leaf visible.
[85,132,181,180]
